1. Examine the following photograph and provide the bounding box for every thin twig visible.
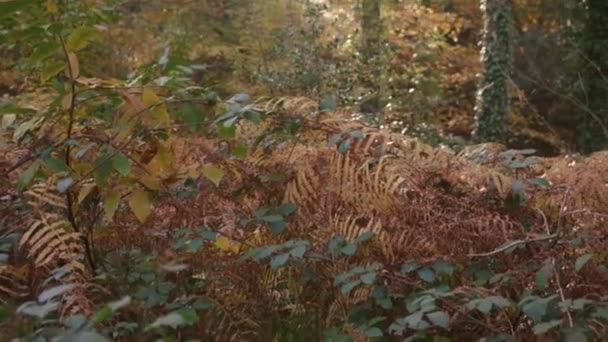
[467,233,558,258]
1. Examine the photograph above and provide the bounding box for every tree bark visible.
[473,0,513,144]
[577,0,608,153]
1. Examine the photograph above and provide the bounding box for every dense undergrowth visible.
[1,0,608,341]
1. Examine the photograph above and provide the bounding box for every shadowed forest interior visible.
[0,0,607,341]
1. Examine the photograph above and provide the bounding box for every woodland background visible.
[0,0,607,341]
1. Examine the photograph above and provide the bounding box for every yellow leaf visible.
[146,144,174,177]
[201,164,224,187]
[140,174,161,190]
[41,60,66,82]
[104,191,120,221]
[66,26,99,52]
[78,183,96,203]
[129,189,151,223]
[142,88,169,128]
[214,236,232,252]
[142,88,161,106]
[46,0,57,13]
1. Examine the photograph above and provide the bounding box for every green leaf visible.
[417,267,435,283]
[146,309,198,330]
[426,311,449,329]
[338,138,351,154]
[340,244,357,256]
[94,153,114,187]
[535,261,553,290]
[529,177,551,188]
[44,157,70,173]
[38,284,76,302]
[277,203,297,216]
[349,130,364,139]
[575,254,593,272]
[29,42,59,64]
[201,164,224,187]
[532,319,562,335]
[66,26,99,52]
[401,260,421,273]
[178,103,204,131]
[268,220,285,234]
[340,280,361,295]
[432,259,454,276]
[354,231,374,244]
[328,133,343,145]
[0,305,7,323]
[270,253,290,269]
[477,299,494,314]
[262,215,284,223]
[320,97,336,112]
[365,327,383,338]
[17,160,40,191]
[0,0,35,19]
[232,143,248,158]
[64,314,87,330]
[290,245,307,258]
[92,306,112,323]
[129,190,151,223]
[112,153,131,176]
[217,122,236,138]
[360,272,377,285]
[40,60,66,82]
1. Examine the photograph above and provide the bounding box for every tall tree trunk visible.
[473,0,513,144]
[359,0,387,119]
[577,0,608,153]
[361,0,381,62]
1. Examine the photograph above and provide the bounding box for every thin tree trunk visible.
[473,0,513,144]
[577,0,608,153]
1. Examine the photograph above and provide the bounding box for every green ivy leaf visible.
[426,311,449,329]
[535,260,554,289]
[277,203,297,216]
[290,245,307,258]
[340,244,357,256]
[268,220,285,234]
[354,231,374,244]
[432,259,454,276]
[532,319,562,335]
[417,267,435,283]
[270,253,290,269]
[365,327,383,338]
[401,260,421,273]
[340,280,361,295]
[360,272,377,285]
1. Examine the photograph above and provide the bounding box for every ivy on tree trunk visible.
[577,0,608,153]
[473,0,513,144]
